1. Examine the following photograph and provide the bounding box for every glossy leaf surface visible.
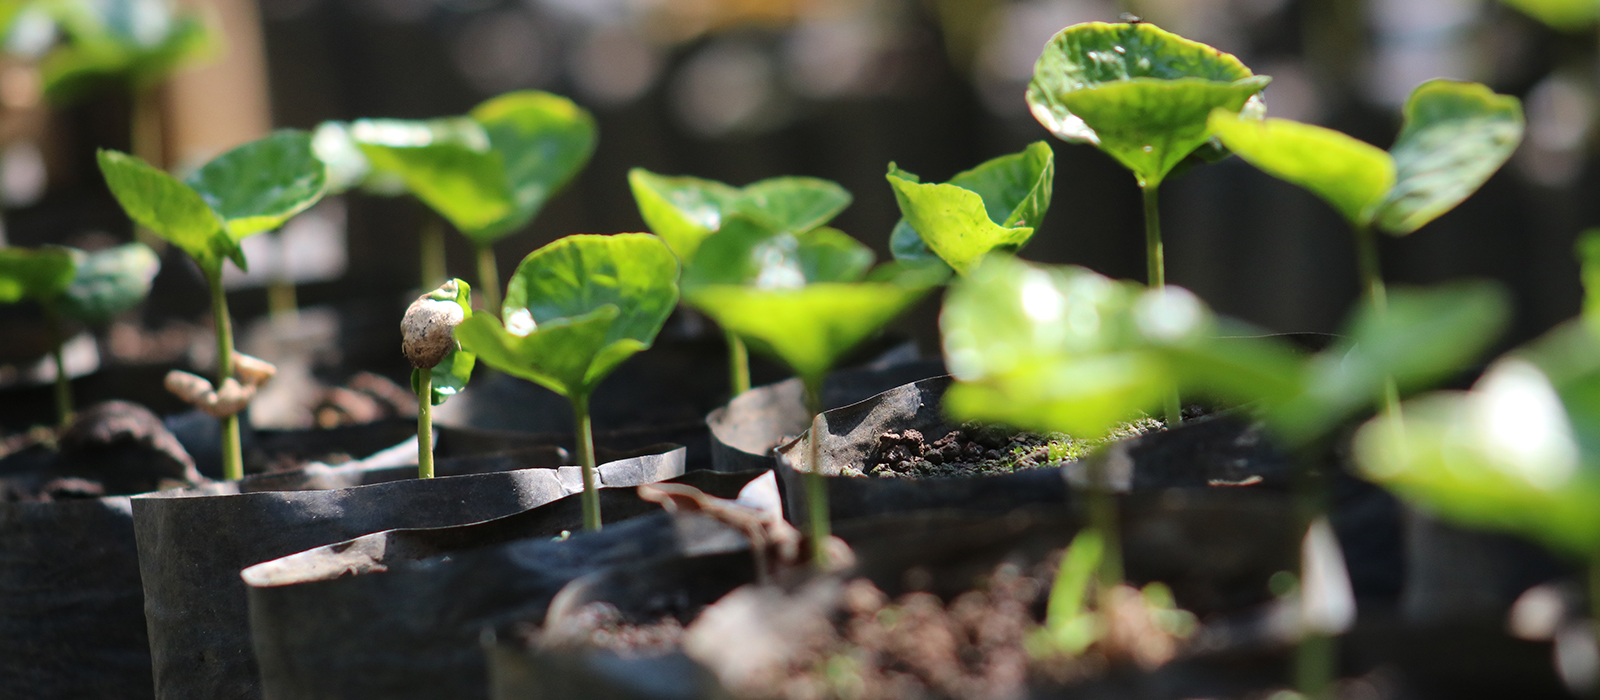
[59,242,159,324]
[454,234,679,398]
[682,217,873,289]
[353,117,510,233]
[689,262,943,383]
[1374,80,1524,235]
[97,149,236,271]
[629,169,850,261]
[185,130,329,239]
[1027,22,1269,186]
[0,246,75,303]
[466,91,598,244]
[887,142,1055,274]
[1207,109,1395,226]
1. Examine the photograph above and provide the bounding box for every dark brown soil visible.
[529,602,687,658]
[853,419,1162,479]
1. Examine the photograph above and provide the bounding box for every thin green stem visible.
[43,301,71,429]
[1292,440,1336,699]
[1143,183,1182,427]
[417,367,434,479]
[1355,224,1402,420]
[1085,451,1124,593]
[476,244,501,319]
[803,378,830,570]
[208,269,242,481]
[1295,632,1336,699]
[726,329,750,396]
[573,392,600,531]
[420,215,447,291]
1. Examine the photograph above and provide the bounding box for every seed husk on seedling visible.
[98,130,329,480]
[685,217,946,567]
[629,168,853,395]
[1027,21,1270,424]
[886,141,1055,275]
[402,278,475,479]
[455,233,678,530]
[354,91,598,317]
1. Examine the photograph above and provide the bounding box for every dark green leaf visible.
[184,130,329,240]
[58,242,159,324]
[1207,109,1395,227]
[456,234,679,398]
[628,168,852,261]
[1374,80,1524,235]
[466,90,598,244]
[96,148,233,271]
[730,177,852,234]
[0,246,76,303]
[682,217,874,290]
[1027,21,1269,187]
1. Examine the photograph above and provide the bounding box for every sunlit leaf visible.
[59,242,159,324]
[454,233,679,398]
[185,130,329,240]
[688,262,941,384]
[466,91,598,244]
[629,168,851,261]
[38,0,216,104]
[1500,0,1600,30]
[97,148,234,271]
[887,142,1055,275]
[0,246,76,303]
[311,121,373,195]
[1374,80,1524,235]
[1207,109,1395,227]
[1027,21,1269,187]
[354,116,512,233]
[681,217,874,289]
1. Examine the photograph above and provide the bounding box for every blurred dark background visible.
[2,0,1596,391]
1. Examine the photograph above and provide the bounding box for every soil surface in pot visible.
[517,553,1189,700]
[854,419,1165,479]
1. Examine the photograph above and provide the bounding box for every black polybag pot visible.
[134,444,687,700]
[707,359,946,472]
[483,490,1304,700]
[772,376,1292,523]
[241,470,762,700]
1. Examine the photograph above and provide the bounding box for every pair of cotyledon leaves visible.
[453,233,679,402]
[943,254,1509,451]
[629,169,946,384]
[0,241,158,324]
[1025,22,1271,189]
[334,91,598,247]
[1209,79,1524,235]
[1351,232,1600,556]
[97,129,328,275]
[11,0,217,105]
[887,141,1056,276]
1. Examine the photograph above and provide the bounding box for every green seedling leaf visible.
[39,0,216,104]
[629,168,851,261]
[58,242,159,324]
[410,279,475,406]
[312,121,375,195]
[185,130,329,239]
[1207,109,1395,226]
[454,233,679,398]
[0,246,76,303]
[354,116,510,231]
[887,142,1055,275]
[941,254,1305,438]
[682,216,874,289]
[1270,281,1511,444]
[466,91,598,245]
[1027,21,1269,187]
[1354,357,1600,555]
[1578,229,1600,333]
[688,262,942,385]
[1500,0,1600,30]
[97,148,235,271]
[1374,80,1524,235]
